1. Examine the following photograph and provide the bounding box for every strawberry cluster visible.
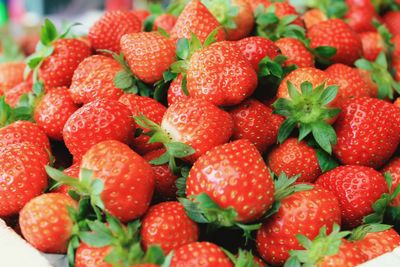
[0,0,400,266]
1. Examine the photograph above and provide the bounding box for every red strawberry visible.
[4,81,33,107]
[153,14,177,34]
[120,31,176,84]
[19,193,78,253]
[382,157,400,206]
[119,94,166,154]
[359,31,385,61]
[267,138,321,183]
[333,97,400,168]
[228,98,283,153]
[354,228,400,260]
[186,139,275,222]
[88,10,142,53]
[393,34,400,81]
[302,9,327,30]
[131,9,151,25]
[357,69,378,97]
[34,87,79,140]
[345,4,377,33]
[269,2,304,27]
[143,149,178,199]
[167,74,187,106]
[383,11,400,35]
[318,239,367,267]
[244,0,270,12]
[275,37,315,68]
[0,62,25,93]
[53,161,81,196]
[256,185,341,265]
[63,99,135,160]
[236,36,280,71]
[81,140,154,222]
[315,165,388,228]
[0,142,49,217]
[187,41,257,106]
[69,55,124,104]
[141,201,199,253]
[307,18,363,65]
[170,242,233,267]
[75,243,112,267]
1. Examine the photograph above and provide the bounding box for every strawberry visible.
[153,14,177,33]
[81,140,154,222]
[4,81,33,107]
[333,97,400,168]
[0,61,25,93]
[267,138,321,183]
[359,31,385,61]
[63,99,135,160]
[19,193,78,253]
[120,31,176,84]
[228,98,283,153]
[302,9,327,29]
[186,139,275,222]
[307,18,363,65]
[382,157,400,206]
[315,165,388,228]
[170,242,233,267]
[119,94,166,154]
[187,41,257,106]
[275,37,315,68]
[34,87,79,140]
[256,185,341,265]
[0,142,49,217]
[170,0,226,43]
[167,74,187,106]
[393,34,400,81]
[53,161,81,196]
[141,201,199,253]
[69,55,124,104]
[131,9,151,25]
[143,149,178,199]
[75,243,112,267]
[345,5,377,33]
[89,10,141,53]
[383,11,400,35]
[357,68,378,97]
[236,36,280,71]
[244,0,270,12]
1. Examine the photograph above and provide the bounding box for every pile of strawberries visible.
[1,0,400,266]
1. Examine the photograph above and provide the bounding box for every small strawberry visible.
[383,11,400,35]
[345,5,377,33]
[3,81,32,107]
[0,61,25,93]
[359,31,386,61]
[89,10,141,53]
[382,157,400,206]
[275,37,315,68]
[302,9,327,29]
[153,14,177,33]
[170,242,233,267]
[19,193,78,253]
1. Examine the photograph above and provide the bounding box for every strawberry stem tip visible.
[222,248,262,267]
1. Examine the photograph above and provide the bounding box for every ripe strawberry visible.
[244,0,270,12]
[187,41,257,106]
[120,31,176,84]
[333,97,400,168]
[236,36,280,71]
[119,94,166,154]
[357,68,378,97]
[34,87,79,140]
[325,63,372,107]
[359,31,385,61]
[88,10,142,53]
[354,228,400,260]
[345,5,377,33]
[141,201,199,253]
[69,55,124,104]
[143,149,178,199]
[315,165,388,228]
[63,99,135,160]
[75,243,112,267]
[0,120,50,151]
[0,62,25,93]
[307,18,363,65]
[170,0,226,43]
[4,81,33,107]
[0,142,49,217]
[167,74,187,106]
[131,9,151,25]
[318,239,367,266]
[302,9,327,30]
[275,37,315,68]
[270,2,304,27]
[256,185,341,265]
[383,11,400,35]
[171,242,233,267]
[53,161,81,196]
[19,193,78,253]
[153,14,177,33]
[186,139,275,222]
[228,98,283,153]
[267,138,321,183]
[382,157,400,206]
[81,140,154,222]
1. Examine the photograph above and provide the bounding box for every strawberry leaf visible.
[348,223,392,241]
[40,18,58,46]
[315,148,339,172]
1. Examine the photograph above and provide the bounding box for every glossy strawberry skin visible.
[39,38,92,88]
[354,229,400,260]
[186,139,275,222]
[171,242,233,267]
[229,98,283,153]
[307,19,363,66]
[120,32,176,84]
[359,31,385,61]
[69,55,123,104]
[19,193,78,253]
[153,14,177,34]
[275,37,314,68]
[267,138,321,183]
[318,239,368,267]
[4,81,32,107]
[0,142,49,217]
[236,36,280,71]
[383,11,400,35]
[119,94,166,154]
[88,10,142,53]
[161,98,233,162]
[81,140,155,222]
[63,99,135,161]
[0,62,25,93]
[187,41,257,106]
[382,157,400,206]
[315,165,387,228]
[333,97,400,168]
[256,186,341,265]
[75,243,112,267]
[141,201,199,254]
[34,87,79,140]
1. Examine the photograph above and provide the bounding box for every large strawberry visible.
[88,10,141,53]
[0,62,25,93]
[275,37,315,68]
[345,0,377,33]
[19,193,78,253]
[383,11,400,35]
[333,97,400,168]
[382,157,400,206]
